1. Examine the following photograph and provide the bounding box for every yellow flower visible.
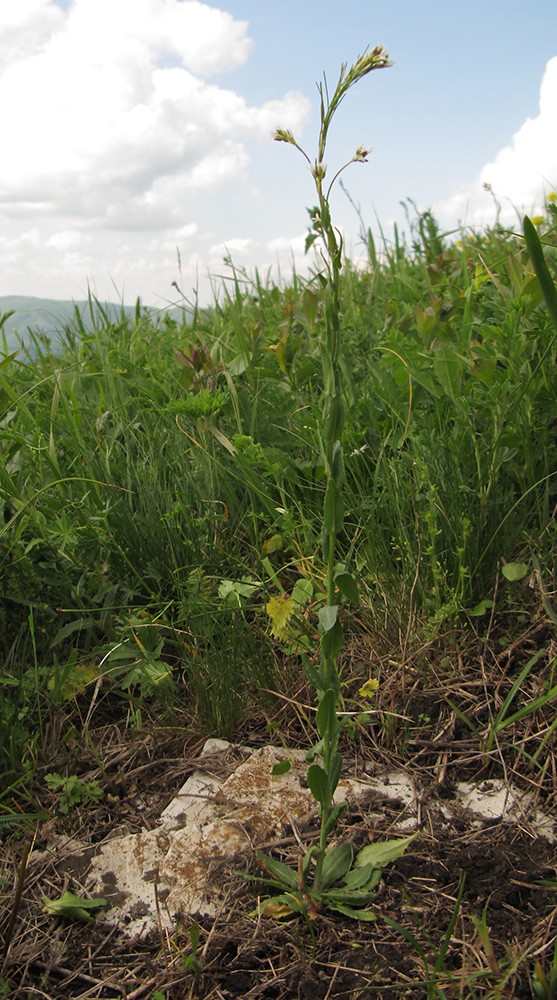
[547,192,556,202]
[531,215,545,226]
[266,594,295,639]
[358,677,379,698]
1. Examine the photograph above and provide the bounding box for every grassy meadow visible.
[1,199,556,799]
[1,195,557,997]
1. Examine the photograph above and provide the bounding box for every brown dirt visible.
[1,623,557,999]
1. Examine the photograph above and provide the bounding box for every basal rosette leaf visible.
[355,832,417,869]
[320,842,353,889]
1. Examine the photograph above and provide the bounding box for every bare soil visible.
[2,623,556,999]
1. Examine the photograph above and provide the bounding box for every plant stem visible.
[274,47,392,893]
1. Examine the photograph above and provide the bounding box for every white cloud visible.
[46,229,87,251]
[209,237,254,256]
[0,0,310,228]
[435,56,557,229]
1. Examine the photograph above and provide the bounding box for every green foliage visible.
[248,834,416,924]
[179,921,203,986]
[261,47,394,906]
[44,773,104,814]
[0,106,556,824]
[533,937,557,1000]
[41,890,107,924]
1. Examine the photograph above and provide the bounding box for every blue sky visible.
[0,0,555,308]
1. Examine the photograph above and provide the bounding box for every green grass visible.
[1,198,556,805]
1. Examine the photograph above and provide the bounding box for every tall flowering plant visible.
[253,49,416,923]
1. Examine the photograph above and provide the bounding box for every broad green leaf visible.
[263,533,283,555]
[302,289,318,325]
[261,892,306,918]
[42,891,108,924]
[355,833,417,869]
[271,760,291,777]
[320,842,353,889]
[316,688,338,738]
[291,577,313,606]
[306,763,331,808]
[469,599,494,617]
[335,571,359,605]
[406,362,442,398]
[255,852,298,890]
[432,342,462,400]
[502,562,528,582]
[318,605,338,633]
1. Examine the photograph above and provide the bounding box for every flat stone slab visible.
[53,740,373,937]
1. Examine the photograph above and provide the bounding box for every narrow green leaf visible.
[323,888,374,905]
[189,921,200,951]
[496,684,557,731]
[42,892,108,924]
[51,618,90,644]
[320,617,343,660]
[328,751,342,795]
[316,688,338,738]
[524,215,557,332]
[331,441,345,487]
[327,902,376,921]
[305,739,324,762]
[302,653,322,691]
[355,833,417,869]
[302,846,317,880]
[343,862,381,891]
[324,801,347,837]
[323,480,339,535]
[255,852,298,890]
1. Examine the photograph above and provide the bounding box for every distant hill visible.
[0,295,193,357]
[0,295,139,356]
